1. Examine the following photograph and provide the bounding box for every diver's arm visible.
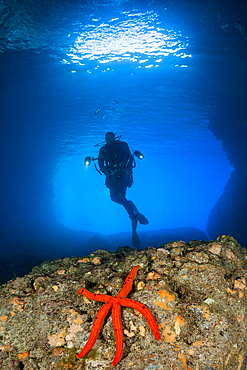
[98,147,106,173]
[98,147,112,176]
[122,142,134,172]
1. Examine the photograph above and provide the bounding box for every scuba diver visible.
[98,132,148,248]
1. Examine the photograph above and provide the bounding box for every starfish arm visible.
[111,302,123,367]
[77,301,113,359]
[120,298,161,340]
[77,288,113,303]
[116,265,140,298]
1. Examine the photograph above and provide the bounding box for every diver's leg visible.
[109,186,141,248]
[109,186,136,219]
[109,181,147,247]
[110,187,149,225]
[126,201,149,225]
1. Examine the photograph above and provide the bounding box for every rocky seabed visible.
[0,235,247,369]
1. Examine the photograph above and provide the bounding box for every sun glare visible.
[65,10,191,69]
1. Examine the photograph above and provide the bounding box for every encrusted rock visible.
[0,236,246,369]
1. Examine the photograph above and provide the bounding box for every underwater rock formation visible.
[0,235,246,369]
[207,168,247,248]
[1,0,247,54]
[206,84,247,247]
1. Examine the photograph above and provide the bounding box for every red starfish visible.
[76,265,161,366]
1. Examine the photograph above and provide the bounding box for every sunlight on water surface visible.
[65,10,191,70]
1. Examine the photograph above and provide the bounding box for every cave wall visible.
[206,71,247,248]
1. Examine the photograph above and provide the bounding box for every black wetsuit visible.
[98,140,138,220]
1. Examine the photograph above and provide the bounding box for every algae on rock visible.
[0,235,246,369]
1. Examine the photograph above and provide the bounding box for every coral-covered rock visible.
[0,236,246,369]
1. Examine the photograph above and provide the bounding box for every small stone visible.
[137,281,145,290]
[225,249,235,259]
[92,257,102,265]
[146,272,161,280]
[139,325,146,337]
[57,269,65,275]
[129,320,137,331]
[124,329,135,338]
[234,278,246,290]
[83,296,91,304]
[78,258,90,263]
[162,326,177,343]
[204,298,215,305]
[209,243,222,255]
[237,314,243,322]
[47,330,66,347]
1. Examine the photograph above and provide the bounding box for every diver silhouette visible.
[98,132,148,248]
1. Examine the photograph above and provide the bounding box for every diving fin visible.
[137,213,149,225]
[132,229,141,248]
[128,201,149,226]
[132,218,141,248]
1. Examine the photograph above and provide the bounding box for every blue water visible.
[1,0,246,261]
